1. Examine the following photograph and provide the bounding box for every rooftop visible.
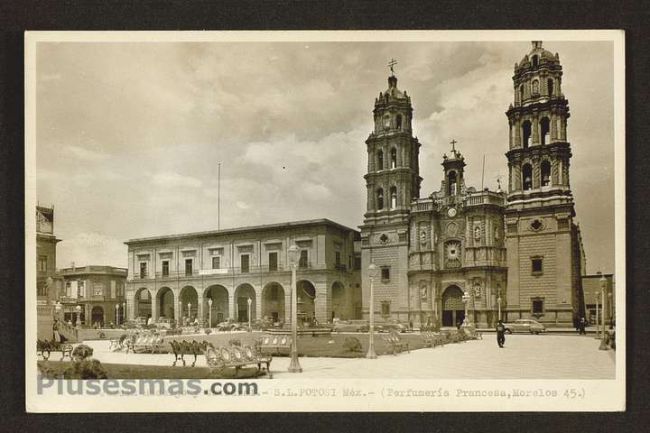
[125,218,361,245]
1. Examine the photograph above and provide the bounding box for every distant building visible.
[36,206,63,339]
[124,219,361,326]
[58,265,128,327]
[582,273,615,326]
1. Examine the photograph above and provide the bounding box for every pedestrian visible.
[52,318,61,343]
[496,320,506,348]
[579,317,587,335]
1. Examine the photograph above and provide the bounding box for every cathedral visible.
[360,41,586,328]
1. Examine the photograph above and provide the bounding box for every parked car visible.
[333,319,369,333]
[156,317,173,329]
[503,319,546,334]
[381,319,409,333]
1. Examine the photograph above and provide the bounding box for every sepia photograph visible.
[25,30,625,412]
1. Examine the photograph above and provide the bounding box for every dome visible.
[516,41,559,70]
[378,75,408,101]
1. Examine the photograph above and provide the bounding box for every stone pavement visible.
[81,334,615,380]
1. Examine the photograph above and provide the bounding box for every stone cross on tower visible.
[450,139,457,152]
[388,58,398,76]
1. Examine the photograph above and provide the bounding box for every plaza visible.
[75,333,614,380]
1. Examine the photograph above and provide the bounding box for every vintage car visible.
[333,319,370,333]
[503,319,546,334]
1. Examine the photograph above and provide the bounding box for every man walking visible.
[578,317,587,335]
[496,320,506,348]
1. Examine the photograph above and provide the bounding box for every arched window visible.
[532,79,539,95]
[532,55,539,68]
[390,186,397,209]
[540,117,550,145]
[448,171,458,196]
[390,148,397,169]
[396,114,402,130]
[541,160,551,187]
[519,85,524,103]
[377,188,384,210]
[522,120,532,148]
[547,78,554,97]
[522,164,533,190]
[377,150,383,170]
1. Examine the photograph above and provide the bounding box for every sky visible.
[34,38,616,274]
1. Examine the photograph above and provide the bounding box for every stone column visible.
[284,291,292,324]
[150,290,158,321]
[532,116,540,145]
[314,282,330,324]
[228,289,236,321]
[255,287,262,320]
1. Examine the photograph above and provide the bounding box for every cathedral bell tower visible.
[504,42,584,326]
[360,61,422,321]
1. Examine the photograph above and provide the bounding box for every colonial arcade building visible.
[124,219,361,326]
[361,41,585,328]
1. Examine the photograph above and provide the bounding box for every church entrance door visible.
[442,285,465,327]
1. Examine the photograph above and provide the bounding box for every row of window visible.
[518,77,555,102]
[519,117,552,147]
[521,160,552,191]
[375,187,398,210]
[138,250,358,278]
[376,148,398,171]
[63,280,124,299]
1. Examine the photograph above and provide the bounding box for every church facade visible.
[361,42,585,328]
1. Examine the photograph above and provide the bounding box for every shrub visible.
[98,331,106,339]
[343,336,362,352]
[64,359,108,379]
[204,328,212,335]
[72,344,94,361]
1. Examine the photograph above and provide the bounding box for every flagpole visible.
[218,162,221,230]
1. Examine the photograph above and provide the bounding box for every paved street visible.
[79,334,615,380]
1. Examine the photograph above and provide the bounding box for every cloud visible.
[151,172,203,188]
[57,232,128,268]
[65,145,109,161]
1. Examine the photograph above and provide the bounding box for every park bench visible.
[205,343,272,378]
[169,340,209,367]
[382,332,409,355]
[259,335,292,356]
[108,334,129,351]
[37,339,73,361]
[421,331,445,348]
[130,333,167,354]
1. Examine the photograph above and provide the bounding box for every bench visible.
[128,333,167,354]
[37,339,73,361]
[259,335,292,356]
[205,344,272,378]
[421,331,445,348]
[170,340,209,367]
[108,334,129,351]
[382,332,409,355]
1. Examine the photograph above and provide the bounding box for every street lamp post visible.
[461,291,471,327]
[287,244,302,373]
[188,303,192,323]
[366,263,378,359]
[594,291,600,339]
[497,295,502,322]
[247,297,252,332]
[599,275,609,350]
[208,298,213,328]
